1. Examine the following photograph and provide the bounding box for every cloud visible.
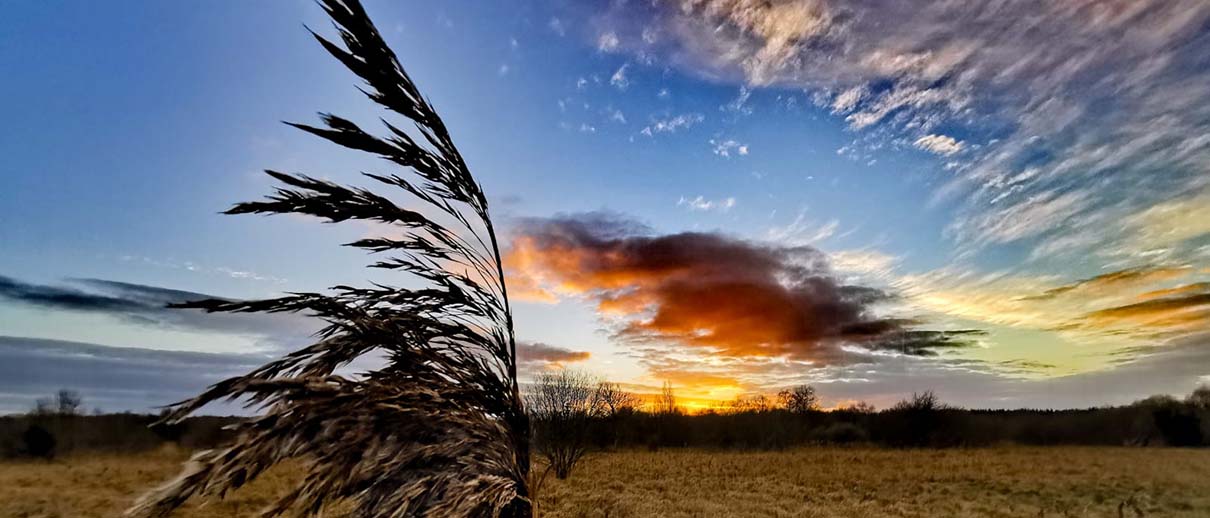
[586,0,1210,262]
[0,274,316,348]
[597,31,620,52]
[894,265,1210,355]
[117,255,286,284]
[709,138,749,157]
[913,134,964,156]
[721,86,753,115]
[505,213,980,372]
[1021,266,1191,301]
[765,209,838,245]
[677,195,736,212]
[831,85,867,113]
[1065,289,1210,338]
[801,332,1210,410]
[610,63,630,90]
[640,113,705,136]
[0,335,266,414]
[1113,192,1210,260]
[548,17,566,37]
[829,249,900,281]
[517,341,592,372]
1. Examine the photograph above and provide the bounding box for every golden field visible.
[3,447,1209,518]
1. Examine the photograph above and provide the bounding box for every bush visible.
[22,424,56,459]
[814,422,868,444]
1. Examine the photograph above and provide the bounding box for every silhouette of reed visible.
[128,1,529,516]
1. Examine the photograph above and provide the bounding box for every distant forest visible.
[3,385,1208,460]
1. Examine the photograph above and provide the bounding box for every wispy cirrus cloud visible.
[893,265,1210,364]
[585,0,1210,264]
[677,195,736,212]
[640,112,705,136]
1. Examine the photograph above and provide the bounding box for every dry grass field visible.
[2,447,1209,518]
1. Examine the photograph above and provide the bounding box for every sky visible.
[1,0,1209,414]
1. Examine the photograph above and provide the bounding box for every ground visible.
[2,447,1208,517]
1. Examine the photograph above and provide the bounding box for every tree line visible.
[526,373,1210,480]
[3,382,1207,472]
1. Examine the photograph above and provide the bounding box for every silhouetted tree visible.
[595,382,641,416]
[840,401,876,414]
[590,382,640,449]
[656,381,679,416]
[527,371,603,479]
[882,391,952,447]
[777,385,820,414]
[32,390,81,417]
[130,1,530,516]
[731,393,774,413]
[1188,385,1210,410]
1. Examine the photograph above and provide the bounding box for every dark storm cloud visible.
[506,213,981,365]
[0,274,319,346]
[0,336,266,415]
[0,275,149,312]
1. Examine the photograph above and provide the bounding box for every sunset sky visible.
[2,1,1209,413]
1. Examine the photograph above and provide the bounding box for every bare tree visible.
[840,401,876,414]
[32,389,82,416]
[731,393,774,413]
[595,382,641,416]
[892,391,945,412]
[129,1,530,516]
[527,371,603,480]
[1188,385,1210,410]
[777,385,820,414]
[656,381,679,416]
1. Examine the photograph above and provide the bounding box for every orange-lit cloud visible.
[1067,289,1210,337]
[506,213,980,368]
[1021,266,1192,301]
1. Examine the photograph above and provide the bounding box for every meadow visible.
[3,447,1209,518]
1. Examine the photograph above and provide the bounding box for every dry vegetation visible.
[3,446,1208,518]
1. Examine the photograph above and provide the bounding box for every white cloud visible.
[710,138,749,157]
[548,17,566,37]
[640,113,704,136]
[597,31,620,52]
[588,0,1210,261]
[829,249,900,281]
[678,195,737,212]
[610,63,630,90]
[722,86,752,115]
[608,109,627,124]
[766,209,838,245]
[831,85,867,114]
[913,134,964,156]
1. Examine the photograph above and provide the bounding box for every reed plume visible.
[128,0,529,516]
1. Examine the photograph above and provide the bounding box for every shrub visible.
[22,424,56,459]
[815,422,868,444]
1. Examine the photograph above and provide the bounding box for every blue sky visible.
[2,0,1209,413]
